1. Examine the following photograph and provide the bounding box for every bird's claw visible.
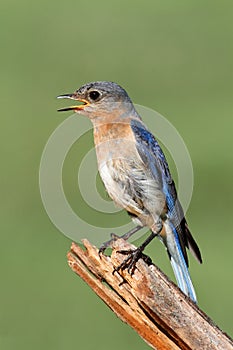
[113,248,143,275]
[98,233,119,256]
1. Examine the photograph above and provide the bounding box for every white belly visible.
[98,157,166,222]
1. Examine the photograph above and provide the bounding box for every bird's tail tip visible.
[170,256,197,303]
[164,221,198,303]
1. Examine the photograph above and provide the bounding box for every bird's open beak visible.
[57,94,90,112]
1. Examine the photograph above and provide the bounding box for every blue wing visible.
[130,119,202,265]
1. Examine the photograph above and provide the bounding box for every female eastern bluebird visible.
[57,81,202,303]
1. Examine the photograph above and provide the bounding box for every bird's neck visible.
[93,116,138,145]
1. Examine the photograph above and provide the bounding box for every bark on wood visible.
[67,239,233,350]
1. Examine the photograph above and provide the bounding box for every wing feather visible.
[131,119,202,265]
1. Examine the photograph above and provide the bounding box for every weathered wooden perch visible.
[67,239,232,350]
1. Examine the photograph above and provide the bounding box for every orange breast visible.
[94,121,135,146]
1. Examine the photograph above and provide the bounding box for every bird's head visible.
[57,81,136,121]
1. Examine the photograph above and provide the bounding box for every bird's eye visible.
[89,90,101,101]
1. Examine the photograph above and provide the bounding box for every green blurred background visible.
[1,0,233,349]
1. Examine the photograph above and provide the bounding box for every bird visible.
[57,81,202,303]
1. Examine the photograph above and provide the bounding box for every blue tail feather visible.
[164,221,197,303]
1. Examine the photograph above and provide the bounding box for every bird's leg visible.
[114,221,163,275]
[99,225,142,255]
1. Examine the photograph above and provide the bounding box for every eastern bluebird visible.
[57,81,202,303]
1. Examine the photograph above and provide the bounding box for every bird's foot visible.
[113,248,152,275]
[99,226,143,256]
[99,233,119,256]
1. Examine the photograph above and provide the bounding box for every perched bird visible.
[57,81,202,303]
